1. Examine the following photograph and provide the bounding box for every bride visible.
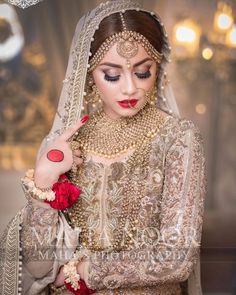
[0,1,206,294]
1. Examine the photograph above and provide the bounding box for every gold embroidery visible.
[75,116,206,293]
[12,114,206,295]
[68,106,167,251]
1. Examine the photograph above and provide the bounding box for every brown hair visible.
[90,10,164,58]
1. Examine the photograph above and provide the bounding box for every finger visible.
[73,157,83,165]
[73,150,81,157]
[60,115,89,141]
[59,121,82,141]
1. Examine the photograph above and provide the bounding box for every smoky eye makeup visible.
[101,63,154,82]
[135,63,152,73]
[135,70,151,79]
[104,74,120,82]
[102,69,120,82]
[134,64,152,79]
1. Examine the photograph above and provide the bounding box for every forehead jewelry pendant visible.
[117,12,139,69]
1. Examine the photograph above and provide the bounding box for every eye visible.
[104,73,120,82]
[135,70,151,79]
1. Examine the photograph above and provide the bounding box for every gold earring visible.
[88,75,94,87]
[145,86,158,106]
[85,84,102,108]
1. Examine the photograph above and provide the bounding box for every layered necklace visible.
[73,103,164,159]
[68,104,166,252]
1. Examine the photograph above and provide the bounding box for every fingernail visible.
[81,115,89,124]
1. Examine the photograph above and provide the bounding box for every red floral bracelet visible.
[45,174,81,210]
[65,279,96,295]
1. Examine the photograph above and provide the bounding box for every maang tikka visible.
[117,11,138,69]
[89,11,163,72]
[118,12,159,109]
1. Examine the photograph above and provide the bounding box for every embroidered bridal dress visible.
[0,1,206,294]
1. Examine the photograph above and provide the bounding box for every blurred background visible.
[0,0,236,293]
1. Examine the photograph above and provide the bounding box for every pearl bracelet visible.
[63,260,81,291]
[22,169,56,202]
[63,248,91,291]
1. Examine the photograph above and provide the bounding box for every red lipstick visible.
[118,99,138,108]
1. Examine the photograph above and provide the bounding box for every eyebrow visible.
[99,57,153,68]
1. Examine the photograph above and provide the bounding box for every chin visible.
[120,109,142,118]
[105,105,143,120]
[120,108,139,114]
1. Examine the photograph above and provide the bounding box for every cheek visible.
[146,68,157,90]
[137,67,157,91]
[92,72,103,89]
[138,76,156,93]
[150,74,157,87]
[150,66,157,83]
[93,73,117,99]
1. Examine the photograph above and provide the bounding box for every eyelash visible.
[104,70,151,82]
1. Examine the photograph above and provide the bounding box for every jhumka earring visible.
[145,86,158,106]
[84,75,102,108]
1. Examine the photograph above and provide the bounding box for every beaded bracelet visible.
[22,169,56,202]
[64,260,81,290]
[63,248,90,290]
[63,249,96,294]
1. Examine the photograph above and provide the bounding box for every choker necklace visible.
[74,103,164,159]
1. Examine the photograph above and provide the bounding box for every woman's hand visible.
[77,259,90,283]
[53,265,65,287]
[34,115,89,189]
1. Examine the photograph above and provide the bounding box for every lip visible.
[118,99,138,108]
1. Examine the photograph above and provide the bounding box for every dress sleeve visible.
[20,186,58,279]
[86,120,207,290]
[21,177,80,294]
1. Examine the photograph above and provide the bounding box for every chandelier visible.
[172,1,236,60]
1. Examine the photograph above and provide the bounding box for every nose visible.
[121,73,137,97]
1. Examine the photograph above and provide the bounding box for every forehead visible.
[99,42,152,66]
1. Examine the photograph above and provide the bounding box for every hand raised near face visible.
[34,115,89,189]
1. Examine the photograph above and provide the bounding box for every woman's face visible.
[92,43,157,120]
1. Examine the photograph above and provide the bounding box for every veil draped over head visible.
[38,3,202,291]
[1,1,202,294]
[37,0,181,158]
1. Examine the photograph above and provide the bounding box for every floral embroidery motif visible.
[18,115,206,295]
[81,116,206,294]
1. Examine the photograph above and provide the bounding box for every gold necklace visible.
[74,104,163,159]
[68,104,166,252]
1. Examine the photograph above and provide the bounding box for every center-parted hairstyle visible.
[40,1,178,154]
[90,10,164,58]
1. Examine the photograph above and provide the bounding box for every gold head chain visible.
[89,11,163,71]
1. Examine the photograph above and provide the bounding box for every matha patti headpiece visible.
[116,12,139,68]
[89,10,163,71]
